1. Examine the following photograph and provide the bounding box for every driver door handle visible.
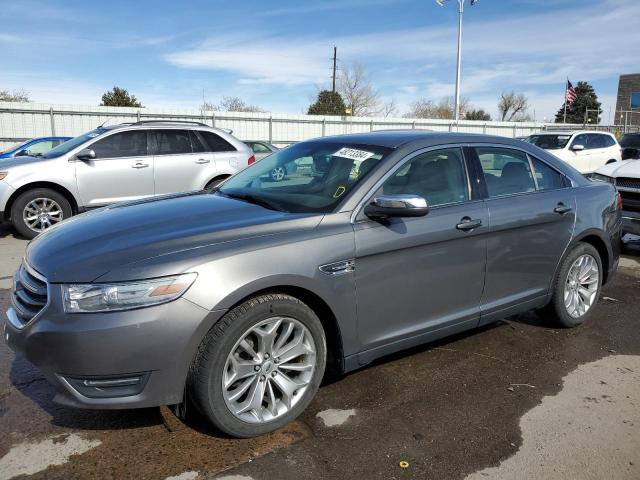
[456,217,483,231]
[195,158,210,164]
[131,162,149,169]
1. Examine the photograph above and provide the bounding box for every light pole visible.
[435,0,478,122]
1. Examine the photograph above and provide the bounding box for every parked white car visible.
[526,131,621,174]
[592,161,640,235]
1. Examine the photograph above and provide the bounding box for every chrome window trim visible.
[350,144,473,224]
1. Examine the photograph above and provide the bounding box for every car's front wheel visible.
[188,293,326,437]
[542,242,602,328]
[10,188,72,239]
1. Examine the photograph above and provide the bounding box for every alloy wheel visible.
[564,254,599,318]
[23,198,64,232]
[271,167,285,182]
[222,317,316,424]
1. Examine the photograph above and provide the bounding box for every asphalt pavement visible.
[1,224,639,480]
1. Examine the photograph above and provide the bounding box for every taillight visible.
[247,155,256,165]
[617,192,623,210]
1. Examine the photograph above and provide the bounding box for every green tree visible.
[101,86,143,107]
[308,90,347,115]
[555,81,601,124]
[465,109,491,121]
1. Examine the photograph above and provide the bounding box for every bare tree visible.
[404,96,471,120]
[498,91,530,121]
[338,63,381,117]
[203,96,265,113]
[381,98,398,118]
[0,89,31,102]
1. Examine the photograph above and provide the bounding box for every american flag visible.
[565,80,577,105]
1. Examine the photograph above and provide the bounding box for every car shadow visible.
[0,223,24,240]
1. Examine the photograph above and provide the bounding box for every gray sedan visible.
[5,131,621,438]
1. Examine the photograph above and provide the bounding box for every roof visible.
[311,130,523,149]
[531,130,614,136]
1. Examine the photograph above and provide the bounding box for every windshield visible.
[620,134,640,148]
[42,128,109,158]
[219,141,392,213]
[0,141,27,154]
[525,134,572,150]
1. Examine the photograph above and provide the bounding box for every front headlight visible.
[62,273,197,313]
[0,171,8,181]
[590,173,614,184]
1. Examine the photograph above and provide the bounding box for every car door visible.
[585,133,608,171]
[152,129,215,194]
[353,147,488,363]
[566,134,592,173]
[472,146,575,324]
[75,130,154,206]
[198,130,245,177]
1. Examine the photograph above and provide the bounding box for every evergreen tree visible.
[555,81,601,124]
[308,90,347,115]
[101,86,143,107]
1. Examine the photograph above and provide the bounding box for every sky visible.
[1,0,638,121]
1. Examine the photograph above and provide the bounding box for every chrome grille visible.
[10,263,48,327]
[616,177,640,190]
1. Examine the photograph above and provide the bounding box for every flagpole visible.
[563,78,568,124]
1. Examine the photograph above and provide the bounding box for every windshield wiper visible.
[220,191,284,212]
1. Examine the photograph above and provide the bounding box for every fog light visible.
[65,372,150,398]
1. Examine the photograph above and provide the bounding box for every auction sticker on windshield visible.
[333,147,375,161]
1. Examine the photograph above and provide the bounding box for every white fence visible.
[0,101,624,150]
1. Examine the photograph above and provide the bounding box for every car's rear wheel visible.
[11,188,72,239]
[270,166,286,182]
[541,242,602,328]
[188,293,326,438]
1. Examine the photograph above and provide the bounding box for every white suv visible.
[526,130,621,174]
[0,121,254,238]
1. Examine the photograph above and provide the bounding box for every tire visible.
[204,176,228,192]
[270,166,286,182]
[541,242,603,328]
[188,293,327,438]
[10,188,73,239]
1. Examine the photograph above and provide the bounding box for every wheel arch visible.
[203,174,231,190]
[221,284,345,377]
[4,181,79,221]
[571,230,611,284]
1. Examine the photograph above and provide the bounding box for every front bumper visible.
[0,180,16,220]
[4,289,226,409]
[622,210,640,236]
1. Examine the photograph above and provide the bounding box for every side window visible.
[476,147,535,197]
[571,134,589,150]
[154,130,192,155]
[25,141,55,155]
[587,134,605,149]
[377,148,469,207]
[602,135,616,148]
[189,131,207,153]
[530,156,565,191]
[252,143,271,153]
[91,131,148,159]
[199,131,236,152]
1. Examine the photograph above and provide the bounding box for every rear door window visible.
[476,147,536,197]
[189,131,207,153]
[587,134,605,149]
[530,157,565,191]
[153,130,192,155]
[91,131,148,159]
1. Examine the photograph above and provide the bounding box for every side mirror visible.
[364,194,429,220]
[76,148,96,161]
[15,149,29,157]
[571,144,585,151]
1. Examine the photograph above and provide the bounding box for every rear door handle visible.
[195,158,210,164]
[131,162,149,169]
[456,217,483,231]
[554,204,572,215]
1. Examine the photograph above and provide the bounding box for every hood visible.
[594,160,640,178]
[26,192,321,282]
[0,155,47,168]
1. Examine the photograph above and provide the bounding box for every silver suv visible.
[0,121,254,238]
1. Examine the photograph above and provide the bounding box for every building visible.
[615,73,640,127]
